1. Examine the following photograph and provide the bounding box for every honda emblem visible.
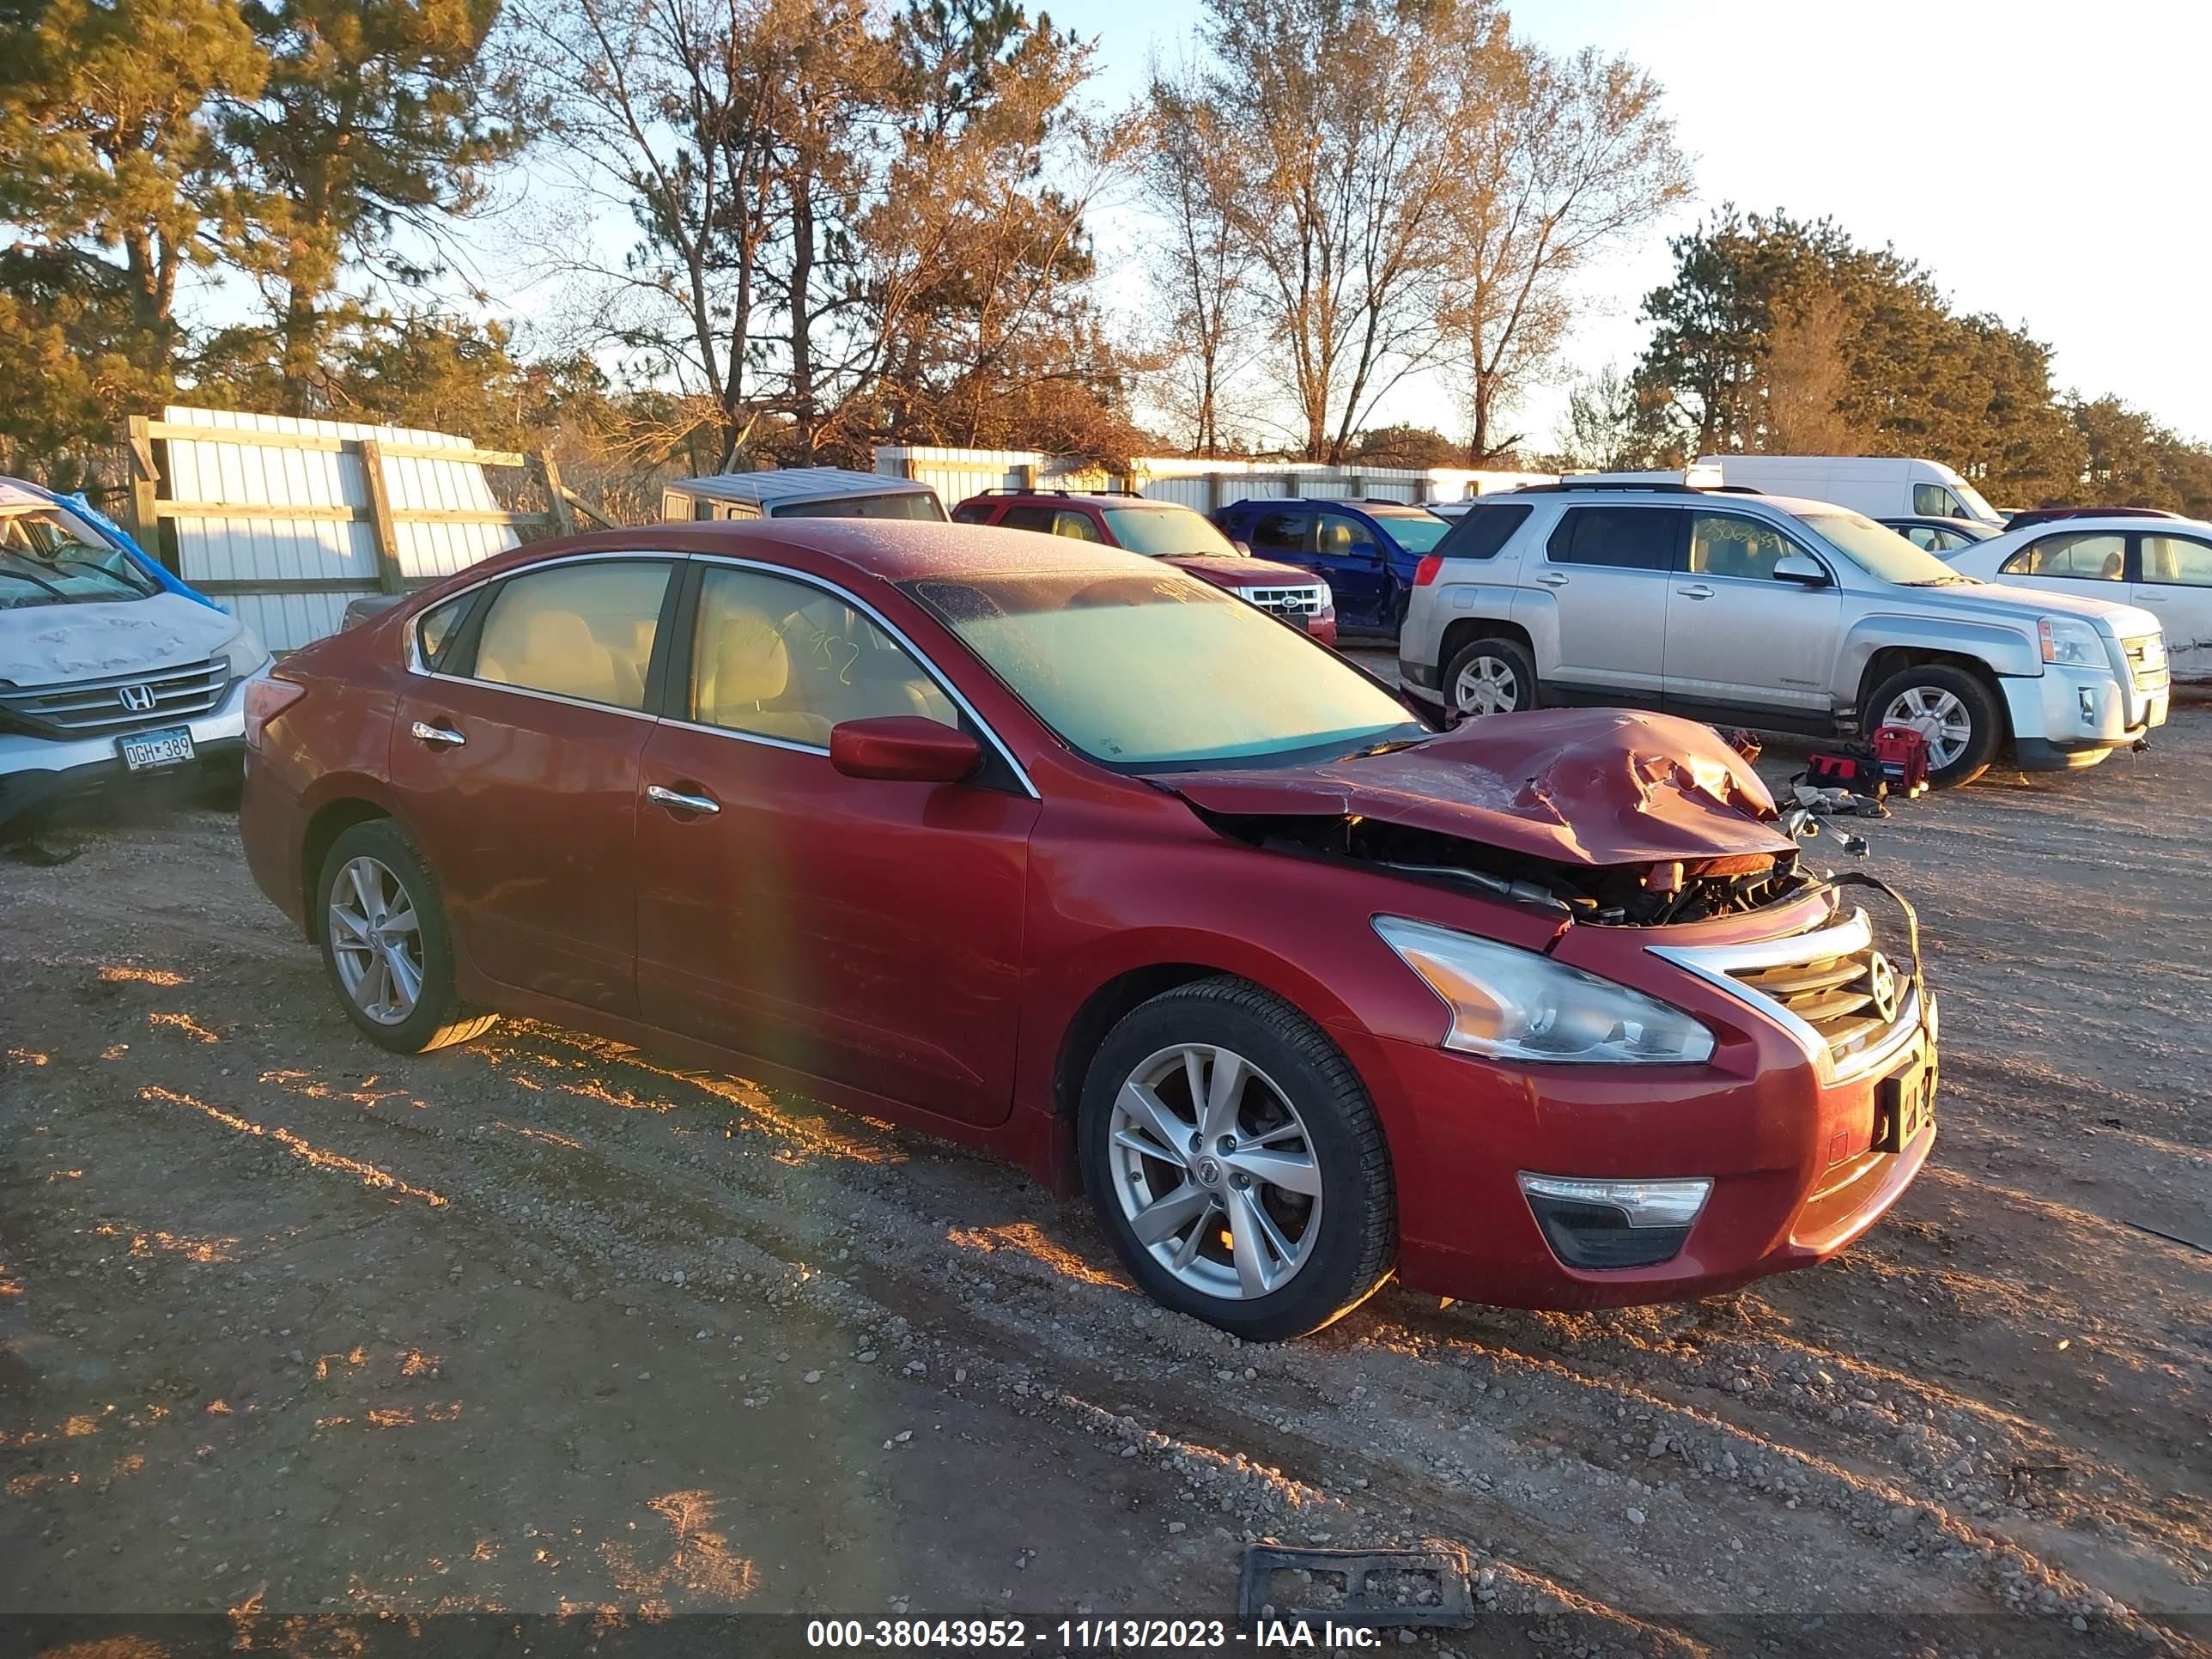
[117,683,156,713]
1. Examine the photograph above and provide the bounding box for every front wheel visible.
[1443,635,1538,718]
[317,819,498,1054]
[1867,663,2003,787]
[1079,978,1395,1341]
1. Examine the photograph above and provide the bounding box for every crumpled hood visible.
[0,592,244,688]
[1164,707,1798,867]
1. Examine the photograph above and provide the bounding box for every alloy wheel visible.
[327,855,423,1026]
[1883,685,1972,769]
[1453,654,1520,716]
[1108,1043,1323,1301]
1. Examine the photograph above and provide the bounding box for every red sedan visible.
[240,522,1937,1340]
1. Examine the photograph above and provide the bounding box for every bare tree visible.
[1440,42,1688,463]
[1195,0,1472,463]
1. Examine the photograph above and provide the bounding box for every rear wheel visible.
[1867,663,2003,787]
[317,819,497,1054]
[1079,978,1395,1341]
[1443,635,1537,718]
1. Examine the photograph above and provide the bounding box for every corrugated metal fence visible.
[128,407,561,652]
[875,446,1556,511]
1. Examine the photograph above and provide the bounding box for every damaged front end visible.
[1165,707,1818,927]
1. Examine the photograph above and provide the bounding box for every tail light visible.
[244,676,307,751]
[1413,555,1443,586]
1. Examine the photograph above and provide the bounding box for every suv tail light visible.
[244,676,307,751]
[1413,555,1443,586]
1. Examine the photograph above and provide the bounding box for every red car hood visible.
[1163,553,1318,587]
[1164,708,1796,868]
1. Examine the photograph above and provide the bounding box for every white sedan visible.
[1944,514,2211,683]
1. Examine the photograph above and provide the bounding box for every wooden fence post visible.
[356,439,405,595]
[536,451,575,535]
[126,415,161,555]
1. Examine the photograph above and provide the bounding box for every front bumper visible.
[1999,662,2168,769]
[1372,999,1938,1310]
[0,665,263,828]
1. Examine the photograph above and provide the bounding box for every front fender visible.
[1838,613,2039,707]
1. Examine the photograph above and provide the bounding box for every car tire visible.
[1866,663,2003,787]
[316,818,497,1054]
[1443,635,1538,718]
[1078,976,1395,1341]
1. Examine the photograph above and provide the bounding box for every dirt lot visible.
[3,700,2209,1658]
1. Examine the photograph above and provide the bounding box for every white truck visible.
[1698,456,2004,530]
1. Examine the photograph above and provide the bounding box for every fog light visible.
[1516,1174,1711,1271]
[2078,686,2097,726]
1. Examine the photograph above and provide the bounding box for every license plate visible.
[118,726,196,772]
[1874,1057,1937,1153]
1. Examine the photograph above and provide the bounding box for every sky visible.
[341,0,2211,454]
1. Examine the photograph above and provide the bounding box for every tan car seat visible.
[696,606,833,746]
[478,605,627,707]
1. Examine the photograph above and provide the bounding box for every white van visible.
[660,466,946,523]
[1697,455,2003,528]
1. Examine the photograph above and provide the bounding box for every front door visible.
[1518,504,1680,704]
[2132,532,2212,682]
[389,556,677,1016]
[632,561,1038,1125]
[1311,510,1391,630]
[1662,512,1843,726]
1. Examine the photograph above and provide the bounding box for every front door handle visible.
[2133,593,2166,602]
[647,783,720,817]
[410,720,466,748]
[1676,584,1715,600]
[1535,572,1571,588]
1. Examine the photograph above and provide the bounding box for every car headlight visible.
[221,622,271,679]
[1373,916,1715,1064]
[1315,581,1333,611]
[2038,616,2106,668]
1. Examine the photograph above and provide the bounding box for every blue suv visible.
[1211,498,1454,636]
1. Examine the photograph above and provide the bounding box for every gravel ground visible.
[3,695,2208,1657]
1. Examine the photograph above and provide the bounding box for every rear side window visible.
[1436,503,1532,560]
[471,560,673,711]
[999,505,1053,532]
[1547,507,1680,571]
[951,502,994,525]
[2002,532,2124,581]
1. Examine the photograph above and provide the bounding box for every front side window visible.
[1246,508,1313,555]
[1547,506,1679,571]
[691,564,955,748]
[1049,510,1103,542]
[1688,514,1798,580]
[1316,514,1381,556]
[471,560,672,710]
[1912,483,1959,517]
[908,569,1420,769]
[2002,532,2125,582]
[951,502,994,525]
[2139,536,2212,587]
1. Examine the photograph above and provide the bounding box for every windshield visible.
[1796,510,1976,586]
[1101,506,1241,558]
[908,569,1422,769]
[1367,509,1453,553]
[1952,479,2001,525]
[0,504,160,607]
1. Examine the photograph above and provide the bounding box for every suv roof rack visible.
[972,485,1143,499]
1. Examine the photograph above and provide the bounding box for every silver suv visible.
[1396,476,2172,787]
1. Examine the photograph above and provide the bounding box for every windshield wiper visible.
[0,566,70,600]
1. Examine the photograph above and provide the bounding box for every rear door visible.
[389,555,678,1016]
[1518,505,1680,703]
[632,559,1039,1124]
[2131,532,2212,681]
[1662,511,1842,726]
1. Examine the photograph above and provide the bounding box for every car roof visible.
[1225,497,1441,514]
[665,466,934,507]
[974,492,1194,511]
[1977,512,2212,547]
[1483,484,1850,519]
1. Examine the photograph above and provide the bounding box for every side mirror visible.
[830,715,981,783]
[1232,540,1254,556]
[1773,555,1830,586]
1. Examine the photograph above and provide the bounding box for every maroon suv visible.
[951,491,1338,646]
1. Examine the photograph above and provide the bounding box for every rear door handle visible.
[410,720,465,748]
[2133,593,2166,602]
[647,783,720,817]
[1676,584,1715,599]
[1535,572,1571,588]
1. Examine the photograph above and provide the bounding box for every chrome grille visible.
[1237,584,1325,617]
[0,657,229,739]
[2123,635,2170,692]
[1651,907,1919,1081]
